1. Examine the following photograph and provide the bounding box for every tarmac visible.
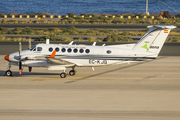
[0,55,180,120]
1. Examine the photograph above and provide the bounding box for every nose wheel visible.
[5,70,12,76]
[4,62,12,76]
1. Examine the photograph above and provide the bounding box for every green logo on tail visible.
[141,43,149,51]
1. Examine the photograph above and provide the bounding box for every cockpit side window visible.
[30,46,36,51]
[37,47,42,51]
[33,47,36,51]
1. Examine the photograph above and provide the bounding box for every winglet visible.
[48,50,56,58]
[92,42,96,46]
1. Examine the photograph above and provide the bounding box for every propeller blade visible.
[28,39,31,50]
[19,42,22,55]
[19,61,23,74]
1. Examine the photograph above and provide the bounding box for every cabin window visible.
[49,47,53,52]
[67,48,72,53]
[73,48,78,53]
[85,49,90,53]
[37,47,42,51]
[61,48,66,52]
[107,50,111,54]
[80,49,84,53]
[55,47,59,52]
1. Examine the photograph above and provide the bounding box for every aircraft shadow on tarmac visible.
[65,57,166,83]
[0,70,59,77]
[0,57,165,79]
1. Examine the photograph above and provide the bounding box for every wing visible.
[46,50,76,66]
[47,57,75,65]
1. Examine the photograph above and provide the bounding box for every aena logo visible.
[150,46,159,49]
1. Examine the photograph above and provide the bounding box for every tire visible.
[5,70,12,76]
[69,70,75,76]
[60,73,66,78]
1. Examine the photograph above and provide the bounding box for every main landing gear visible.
[4,62,12,76]
[60,69,76,78]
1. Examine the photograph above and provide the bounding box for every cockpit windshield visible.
[30,45,36,51]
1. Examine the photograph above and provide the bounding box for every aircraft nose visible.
[4,55,9,61]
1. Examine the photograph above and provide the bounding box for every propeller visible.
[28,39,31,50]
[14,41,33,74]
[19,42,23,75]
[28,40,32,72]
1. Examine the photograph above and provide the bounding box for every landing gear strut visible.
[4,62,12,76]
[59,68,76,78]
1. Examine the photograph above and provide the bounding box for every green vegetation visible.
[0,26,180,36]
[0,26,179,42]
[34,35,134,42]
[166,37,180,42]
[0,36,31,41]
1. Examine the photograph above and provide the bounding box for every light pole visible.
[146,0,149,15]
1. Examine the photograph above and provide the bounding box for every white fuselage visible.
[8,43,155,68]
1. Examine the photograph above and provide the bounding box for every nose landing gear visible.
[4,62,12,76]
[5,70,12,76]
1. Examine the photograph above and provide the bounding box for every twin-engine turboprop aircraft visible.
[4,25,176,78]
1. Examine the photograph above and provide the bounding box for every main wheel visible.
[5,70,12,76]
[69,70,76,76]
[60,72,66,78]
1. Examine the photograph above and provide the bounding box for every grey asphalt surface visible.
[0,56,180,120]
[0,42,180,56]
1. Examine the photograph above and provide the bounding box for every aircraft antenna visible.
[92,42,96,46]
[46,39,50,44]
[69,41,74,45]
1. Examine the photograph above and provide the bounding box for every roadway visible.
[0,56,180,120]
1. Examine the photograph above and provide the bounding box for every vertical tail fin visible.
[133,25,176,57]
